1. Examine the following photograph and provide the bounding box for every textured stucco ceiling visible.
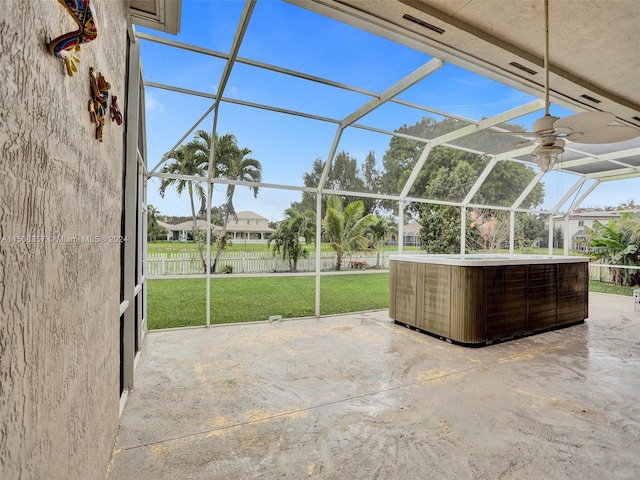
[309,0,640,129]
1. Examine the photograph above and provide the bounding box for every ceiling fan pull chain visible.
[544,0,550,117]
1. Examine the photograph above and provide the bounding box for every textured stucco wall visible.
[0,0,129,478]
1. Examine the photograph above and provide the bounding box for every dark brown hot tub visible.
[389,254,589,346]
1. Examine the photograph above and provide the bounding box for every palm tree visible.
[323,195,376,271]
[587,212,640,286]
[186,130,262,272]
[268,209,315,272]
[619,212,640,239]
[147,204,161,228]
[147,204,167,241]
[186,130,238,179]
[213,145,262,272]
[368,216,396,268]
[159,145,208,272]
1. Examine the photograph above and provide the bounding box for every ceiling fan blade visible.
[480,139,534,157]
[567,125,640,144]
[553,112,615,134]
[489,131,536,137]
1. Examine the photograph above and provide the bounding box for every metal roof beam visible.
[559,147,640,169]
[511,170,545,210]
[399,100,543,199]
[462,157,499,205]
[567,180,601,212]
[340,58,444,128]
[550,178,587,214]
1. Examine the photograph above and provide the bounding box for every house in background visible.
[225,211,276,243]
[548,209,626,250]
[387,222,422,247]
[402,222,422,247]
[157,211,275,243]
[157,219,220,241]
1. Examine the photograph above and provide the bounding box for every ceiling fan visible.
[494,0,640,172]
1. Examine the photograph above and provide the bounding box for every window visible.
[578,220,584,227]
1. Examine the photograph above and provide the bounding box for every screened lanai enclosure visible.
[106,1,640,476]
[128,0,640,331]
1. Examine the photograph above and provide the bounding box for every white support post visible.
[136,158,145,349]
[563,215,570,255]
[122,37,141,391]
[548,214,554,255]
[315,192,322,318]
[398,200,404,253]
[460,206,466,254]
[206,178,212,328]
[509,210,515,254]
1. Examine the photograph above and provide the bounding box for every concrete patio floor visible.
[106,292,640,480]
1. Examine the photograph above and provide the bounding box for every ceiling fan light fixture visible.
[535,150,558,172]
[532,144,564,173]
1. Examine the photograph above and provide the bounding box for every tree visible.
[540,224,563,249]
[213,205,227,225]
[381,118,546,209]
[420,205,463,253]
[587,213,640,286]
[617,199,639,211]
[268,209,315,272]
[418,159,483,253]
[323,195,377,271]
[367,215,396,267]
[383,116,546,253]
[147,204,167,241]
[619,213,640,237]
[158,145,208,272]
[360,151,382,215]
[515,213,545,250]
[290,150,383,217]
[214,143,262,273]
[185,130,262,273]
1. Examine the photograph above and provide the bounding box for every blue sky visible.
[140,0,638,221]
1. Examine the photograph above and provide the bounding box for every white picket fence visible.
[146,251,390,275]
[146,252,638,284]
[588,263,640,284]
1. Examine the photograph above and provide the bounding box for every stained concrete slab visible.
[106,293,640,479]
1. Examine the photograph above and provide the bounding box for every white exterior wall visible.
[0,1,129,478]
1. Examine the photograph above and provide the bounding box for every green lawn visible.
[147,273,390,329]
[147,241,273,254]
[146,273,633,330]
[589,280,635,296]
[146,241,425,255]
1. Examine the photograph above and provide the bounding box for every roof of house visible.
[236,211,268,221]
[572,229,590,238]
[551,210,624,221]
[225,224,276,233]
[158,215,275,234]
[403,222,421,232]
[158,220,220,232]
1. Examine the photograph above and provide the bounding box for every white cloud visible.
[226,85,240,98]
[145,92,164,113]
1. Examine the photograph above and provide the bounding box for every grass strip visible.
[148,273,390,329]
